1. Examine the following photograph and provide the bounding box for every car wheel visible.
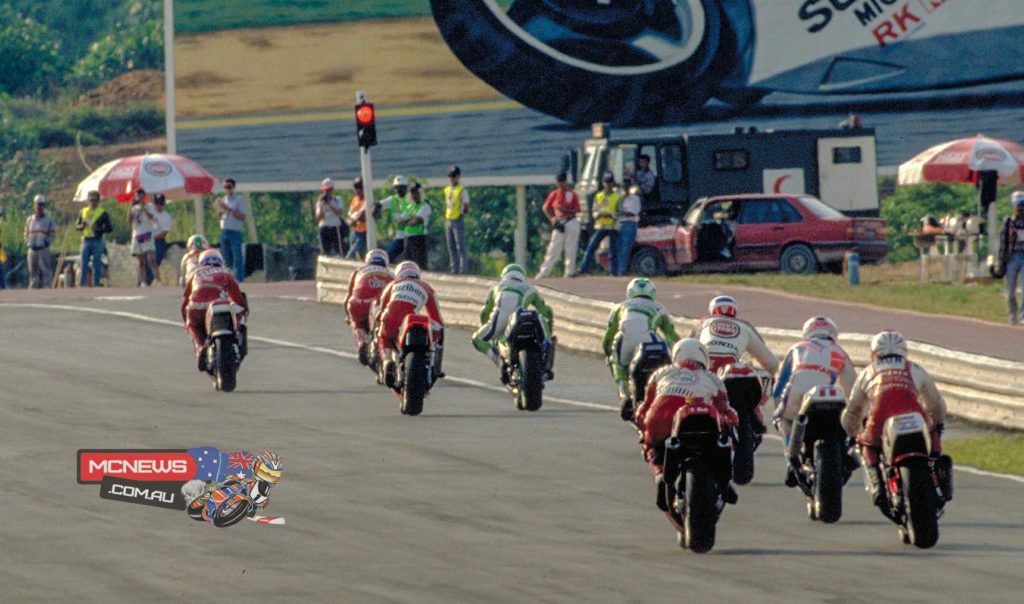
[780,244,818,275]
[430,0,735,126]
[628,246,667,277]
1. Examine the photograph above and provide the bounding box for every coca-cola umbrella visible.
[73,153,222,202]
[898,134,1024,185]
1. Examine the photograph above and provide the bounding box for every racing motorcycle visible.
[659,401,735,553]
[872,411,953,549]
[382,313,441,416]
[621,333,671,422]
[498,308,555,412]
[203,300,246,393]
[787,385,851,524]
[186,479,257,527]
[718,362,772,485]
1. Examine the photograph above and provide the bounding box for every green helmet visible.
[186,234,209,253]
[626,277,656,299]
[501,263,526,281]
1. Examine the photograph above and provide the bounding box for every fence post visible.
[515,184,527,268]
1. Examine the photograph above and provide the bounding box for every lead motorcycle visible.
[186,478,259,527]
[381,313,441,416]
[498,308,555,412]
[787,385,852,524]
[203,299,247,393]
[718,362,772,484]
[872,411,953,549]
[659,401,735,553]
[621,333,671,422]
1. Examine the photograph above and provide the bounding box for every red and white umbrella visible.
[74,153,222,202]
[898,134,1024,185]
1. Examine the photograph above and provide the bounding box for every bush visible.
[0,7,66,96]
[3,102,164,150]
[72,9,162,89]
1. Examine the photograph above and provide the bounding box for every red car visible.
[603,194,887,276]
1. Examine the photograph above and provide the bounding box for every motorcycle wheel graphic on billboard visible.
[431,0,1024,126]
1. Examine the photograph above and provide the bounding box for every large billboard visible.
[172,1,1024,186]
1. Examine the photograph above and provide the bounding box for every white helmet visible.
[626,277,656,299]
[672,338,708,369]
[709,295,738,317]
[393,175,408,187]
[802,316,838,341]
[365,248,389,267]
[395,260,420,280]
[870,330,908,360]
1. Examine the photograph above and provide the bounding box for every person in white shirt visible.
[316,178,348,257]
[215,178,247,282]
[128,188,161,286]
[615,174,641,276]
[147,193,173,285]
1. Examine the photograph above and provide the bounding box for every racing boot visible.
[784,463,799,488]
[197,345,209,373]
[843,439,861,482]
[722,481,739,505]
[434,344,446,380]
[543,336,557,381]
[865,464,887,511]
[382,351,398,389]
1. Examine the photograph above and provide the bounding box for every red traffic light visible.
[356,104,375,125]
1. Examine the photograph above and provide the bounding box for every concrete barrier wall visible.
[317,256,1024,430]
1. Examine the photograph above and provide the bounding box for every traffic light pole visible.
[361,145,377,251]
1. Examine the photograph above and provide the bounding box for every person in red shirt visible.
[181,249,249,371]
[536,172,581,278]
[374,261,445,387]
[344,249,394,364]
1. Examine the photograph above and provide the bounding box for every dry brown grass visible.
[175,17,502,118]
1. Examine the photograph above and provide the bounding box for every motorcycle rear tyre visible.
[813,438,844,524]
[684,463,718,553]
[214,337,237,393]
[401,351,429,416]
[902,459,939,549]
[213,496,253,528]
[519,348,544,412]
[732,411,755,485]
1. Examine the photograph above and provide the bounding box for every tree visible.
[0,7,65,96]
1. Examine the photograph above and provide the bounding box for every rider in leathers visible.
[635,339,740,510]
[472,263,554,379]
[603,278,680,403]
[179,234,209,286]
[181,249,248,371]
[374,260,445,386]
[344,249,394,361]
[841,330,948,508]
[773,316,857,483]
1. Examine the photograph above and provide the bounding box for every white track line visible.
[5,302,1023,485]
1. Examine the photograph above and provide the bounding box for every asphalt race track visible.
[2,291,1022,602]
[176,85,1024,184]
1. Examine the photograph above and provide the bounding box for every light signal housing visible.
[355,102,377,148]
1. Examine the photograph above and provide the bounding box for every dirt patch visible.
[174,17,502,119]
[77,69,165,108]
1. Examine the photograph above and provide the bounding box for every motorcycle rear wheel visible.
[813,438,844,524]
[901,459,939,548]
[683,462,718,553]
[401,351,429,416]
[213,496,253,528]
[214,337,237,393]
[519,348,544,412]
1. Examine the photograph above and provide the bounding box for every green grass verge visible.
[945,434,1024,475]
[670,267,1007,324]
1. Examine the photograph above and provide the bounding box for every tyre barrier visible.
[317,256,1024,430]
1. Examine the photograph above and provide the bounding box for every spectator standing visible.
[635,153,656,199]
[399,182,432,268]
[146,193,173,285]
[215,178,247,282]
[443,165,470,273]
[537,172,581,278]
[346,177,368,259]
[76,190,113,287]
[379,175,410,261]
[615,174,641,276]
[24,195,56,288]
[129,188,161,286]
[316,178,348,257]
[574,171,620,276]
[998,191,1024,324]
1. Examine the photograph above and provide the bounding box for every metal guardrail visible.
[317,256,1024,430]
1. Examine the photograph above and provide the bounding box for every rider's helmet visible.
[870,330,908,360]
[251,450,284,484]
[672,338,709,369]
[1012,191,1024,207]
[395,260,421,280]
[186,234,209,254]
[708,295,738,317]
[365,248,389,267]
[626,277,656,299]
[501,263,526,281]
[198,249,224,267]
[802,316,839,341]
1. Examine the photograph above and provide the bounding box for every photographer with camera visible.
[536,172,581,278]
[316,178,348,257]
[128,188,161,286]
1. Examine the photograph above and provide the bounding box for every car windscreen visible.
[798,196,845,220]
